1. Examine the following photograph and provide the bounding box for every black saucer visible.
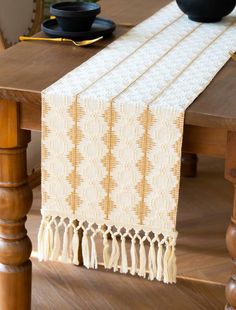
[42,17,116,40]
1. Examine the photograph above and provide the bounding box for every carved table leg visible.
[0,100,32,310]
[181,153,198,177]
[225,132,236,310]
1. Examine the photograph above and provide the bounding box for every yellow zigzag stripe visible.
[169,113,184,226]
[67,102,84,213]
[135,108,154,225]
[100,104,117,220]
[42,99,51,205]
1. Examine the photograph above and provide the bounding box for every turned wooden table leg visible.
[181,153,198,177]
[225,132,236,310]
[0,100,32,310]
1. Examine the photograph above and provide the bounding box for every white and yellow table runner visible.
[38,2,236,283]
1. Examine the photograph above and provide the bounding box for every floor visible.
[27,156,232,310]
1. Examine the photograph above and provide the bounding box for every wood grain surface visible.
[0,0,235,131]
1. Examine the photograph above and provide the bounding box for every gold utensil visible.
[19,36,103,47]
[230,51,236,61]
[116,22,136,28]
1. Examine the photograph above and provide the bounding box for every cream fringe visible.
[38,216,177,284]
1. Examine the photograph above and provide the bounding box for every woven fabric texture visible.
[39,2,236,282]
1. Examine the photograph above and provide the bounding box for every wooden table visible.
[0,0,236,309]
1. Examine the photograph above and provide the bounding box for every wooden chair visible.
[0,0,44,187]
[0,0,44,49]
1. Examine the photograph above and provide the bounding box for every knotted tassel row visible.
[38,216,177,283]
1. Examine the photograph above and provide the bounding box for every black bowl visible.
[50,1,101,32]
[176,0,236,22]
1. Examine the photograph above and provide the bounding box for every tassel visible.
[120,236,128,274]
[50,224,61,261]
[163,242,171,283]
[90,234,98,269]
[156,242,163,281]
[167,243,177,284]
[42,224,53,261]
[82,230,90,268]
[103,233,110,269]
[61,226,70,263]
[138,240,147,278]
[72,229,80,265]
[48,226,54,258]
[108,235,120,272]
[38,220,46,261]
[130,238,138,276]
[172,251,177,284]
[148,241,156,280]
[67,225,74,262]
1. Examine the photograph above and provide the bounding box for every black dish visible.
[176,0,236,22]
[42,17,116,40]
[50,1,101,32]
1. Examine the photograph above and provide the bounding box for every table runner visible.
[38,1,236,283]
